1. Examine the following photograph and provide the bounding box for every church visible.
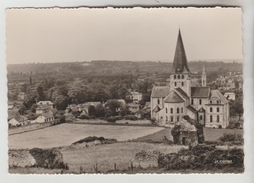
[151,30,229,128]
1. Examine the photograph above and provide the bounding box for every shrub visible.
[79,115,89,119]
[107,117,117,123]
[219,133,243,143]
[124,115,137,121]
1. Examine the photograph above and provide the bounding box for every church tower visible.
[201,66,207,87]
[169,29,191,96]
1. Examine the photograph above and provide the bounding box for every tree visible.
[95,104,105,118]
[88,105,96,116]
[230,98,243,121]
[54,95,69,110]
[18,104,27,115]
[105,99,121,116]
[36,86,45,102]
[30,104,38,113]
[119,105,130,116]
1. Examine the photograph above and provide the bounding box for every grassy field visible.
[203,127,243,141]
[62,142,186,173]
[8,123,163,149]
[8,123,52,136]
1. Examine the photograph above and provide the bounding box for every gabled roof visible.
[152,105,161,112]
[175,88,189,99]
[151,86,170,98]
[12,115,27,122]
[172,29,190,73]
[50,108,58,114]
[164,90,184,103]
[41,112,54,119]
[191,87,210,98]
[210,90,228,104]
[8,110,20,120]
[186,105,197,113]
[198,107,205,112]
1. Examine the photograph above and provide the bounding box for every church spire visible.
[172,29,190,73]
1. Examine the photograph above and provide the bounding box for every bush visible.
[79,115,89,119]
[219,133,243,143]
[124,115,137,121]
[107,117,117,123]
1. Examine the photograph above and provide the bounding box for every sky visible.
[6,7,242,64]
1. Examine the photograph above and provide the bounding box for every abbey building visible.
[151,30,229,128]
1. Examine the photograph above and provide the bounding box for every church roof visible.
[210,90,228,104]
[151,86,170,98]
[186,105,197,113]
[152,105,161,112]
[164,90,185,103]
[191,87,210,98]
[175,88,189,99]
[172,29,190,73]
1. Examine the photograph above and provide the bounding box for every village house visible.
[151,30,229,129]
[76,102,101,115]
[127,103,140,114]
[8,102,19,111]
[224,92,236,101]
[127,92,142,103]
[36,101,54,114]
[17,92,26,101]
[31,112,54,124]
[36,101,54,108]
[8,115,28,127]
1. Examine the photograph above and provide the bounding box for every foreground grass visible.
[204,128,243,141]
[8,124,163,149]
[60,142,186,173]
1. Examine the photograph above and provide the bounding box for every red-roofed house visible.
[151,30,229,128]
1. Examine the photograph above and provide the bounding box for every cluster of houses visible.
[214,73,243,90]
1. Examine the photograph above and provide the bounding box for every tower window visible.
[178,75,180,79]
[182,75,184,79]
[210,100,212,104]
[182,82,184,86]
[166,116,168,121]
[200,115,202,120]
[217,115,220,122]
[217,100,220,104]
[157,99,160,105]
[199,99,202,105]
[177,116,179,122]
[210,107,213,112]
[177,108,179,113]
[217,107,219,112]
[210,115,213,122]
[170,108,173,114]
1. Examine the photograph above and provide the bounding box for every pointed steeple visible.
[172,29,190,73]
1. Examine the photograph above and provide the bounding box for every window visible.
[171,116,173,122]
[210,107,213,112]
[174,75,176,79]
[177,108,179,113]
[182,82,184,86]
[157,99,160,105]
[174,82,177,86]
[182,75,184,79]
[161,116,163,120]
[177,116,179,122]
[166,108,168,113]
[210,115,213,122]
[217,100,220,104]
[166,116,168,121]
[217,115,220,122]
[210,100,212,104]
[199,99,202,105]
[191,99,194,105]
[200,115,202,120]
[217,107,219,112]
[181,107,183,113]
[170,108,173,114]
[178,75,180,79]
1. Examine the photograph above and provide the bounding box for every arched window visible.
[178,75,180,79]
[181,107,183,113]
[166,108,168,113]
[199,99,202,105]
[174,75,176,79]
[217,115,220,122]
[177,108,179,113]
[210,107,213,112]
[191,99,194,105]
[210,100,212,104]
[170,108,173,114]
[217,100,220,104]
[166,116,168,121]
[182,75,184,79]
[217,107,219,112]
[174,82,177,86]
[200,115,202,120]
[210,115,213,122]
[171,116,173,122]
[182,82,184,86]
[157,99,160,105]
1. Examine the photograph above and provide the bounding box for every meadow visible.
[8,123,163,149]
